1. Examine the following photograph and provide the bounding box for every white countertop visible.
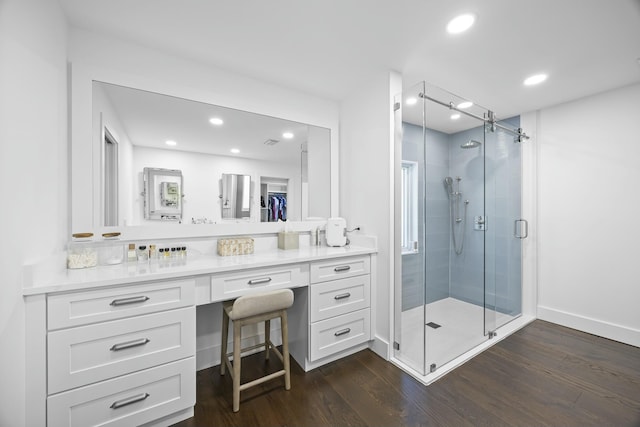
[23,245,377,295]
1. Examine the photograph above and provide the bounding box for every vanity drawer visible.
[211,263,309,301]
[48,307,195,394]
[48,279,195,330]
[48,357,195,427]
[309,308,370,361]
[310,275,370,322]
[310,256,370,284]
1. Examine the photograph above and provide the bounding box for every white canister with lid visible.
[67,233,98,269]
[98,232,124,265]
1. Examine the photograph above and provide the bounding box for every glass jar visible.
[67,233,98,269]
[98,232,124,265]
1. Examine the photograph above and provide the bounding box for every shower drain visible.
[426,322,441,329]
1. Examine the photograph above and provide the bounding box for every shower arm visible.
[418,93,530,142]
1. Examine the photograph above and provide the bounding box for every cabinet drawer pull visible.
[334,328,351,337]
[110,392,150,409]
[333,265,351,272]
[110,338,150,352]
[334,293,351,300]
[110,296,150,306]
[248,277,272,285]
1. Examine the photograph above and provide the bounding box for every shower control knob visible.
[474,216,486,231]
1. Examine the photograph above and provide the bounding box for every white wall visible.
[340,70,401,357]
[0,0,68,425]
[535,83,640,346]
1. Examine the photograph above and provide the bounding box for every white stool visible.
[220,288,294,412]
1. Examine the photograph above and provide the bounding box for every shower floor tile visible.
[398,297,513,372]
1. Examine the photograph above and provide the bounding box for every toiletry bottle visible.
[315,227,321,246]
[181,246,187,258]
[137,245,149,262]
[149,244,156,260]
[127,243,137,262]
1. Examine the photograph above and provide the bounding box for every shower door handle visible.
[514,219,528,239]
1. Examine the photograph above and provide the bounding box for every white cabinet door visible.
[309,275,370,322]
[48,307,195,394]
[48,357,195,427]
[48,279,195,330]
[309,308,371,361]
[211,263,309,301]
[310,256,370,284]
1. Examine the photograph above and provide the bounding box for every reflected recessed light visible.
[230,148,240,154]
[406,97,417,105]
[451,113,461,120]
[282,132,294,139]
[209,117,224,126]
[447,13,476,34]
[165,140,177,146]
[524,73,548,86]
[457,101,473,109]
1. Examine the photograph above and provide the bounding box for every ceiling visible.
[61,0,640,131]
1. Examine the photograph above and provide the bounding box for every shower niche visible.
[393,81,527,379]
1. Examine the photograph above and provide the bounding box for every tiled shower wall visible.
[401,117,522,316]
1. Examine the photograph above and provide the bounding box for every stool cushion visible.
[227,289,294,320]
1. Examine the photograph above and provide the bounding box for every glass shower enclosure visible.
[393,81,525,377]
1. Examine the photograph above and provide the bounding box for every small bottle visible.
[127,243,137,262]
[137,245,149,262]
[171,247,177,258]
[315,227,321,246]
[181,246,187,258]
[164,248,170,258]
[149,244,157,260]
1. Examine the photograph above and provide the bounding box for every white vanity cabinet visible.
[308,256,371,361]
[25,246,376,426]
[44,279,196,427]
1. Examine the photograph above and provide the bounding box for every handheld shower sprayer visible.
[443,177,454,196]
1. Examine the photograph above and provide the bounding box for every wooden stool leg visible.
[221,308,229,376]
[232,320,242,412]
[281,310,291,390]
[264,319,271,360]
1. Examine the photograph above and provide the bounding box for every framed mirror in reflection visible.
[94,81,331,227]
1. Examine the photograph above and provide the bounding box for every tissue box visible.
[217,237,254,256]
[278,232,299,250]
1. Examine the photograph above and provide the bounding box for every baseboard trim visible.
[537,306,640,347]
[370,334,389,360]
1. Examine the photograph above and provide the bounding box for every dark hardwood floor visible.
[172,320,640,426]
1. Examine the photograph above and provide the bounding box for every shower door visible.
[484,118,524,334]
[393,82,427,375]
[394,81,524,377]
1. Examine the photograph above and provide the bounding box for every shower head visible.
[461,139,482,149]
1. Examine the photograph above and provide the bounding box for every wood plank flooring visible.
[172,320,640,426]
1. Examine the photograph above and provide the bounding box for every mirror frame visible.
[70,61,339,240]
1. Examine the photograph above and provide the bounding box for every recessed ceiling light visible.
[447,13,476,34]
[165,140,177,146]
[457,101,473,109]
[230,148,240,154]
[523,73,548,86]
[451,113,461,120]
[406,97,417,105]
[282,132,294,139]
[209,117,224,126]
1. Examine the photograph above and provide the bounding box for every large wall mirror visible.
[80,80,332,235]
